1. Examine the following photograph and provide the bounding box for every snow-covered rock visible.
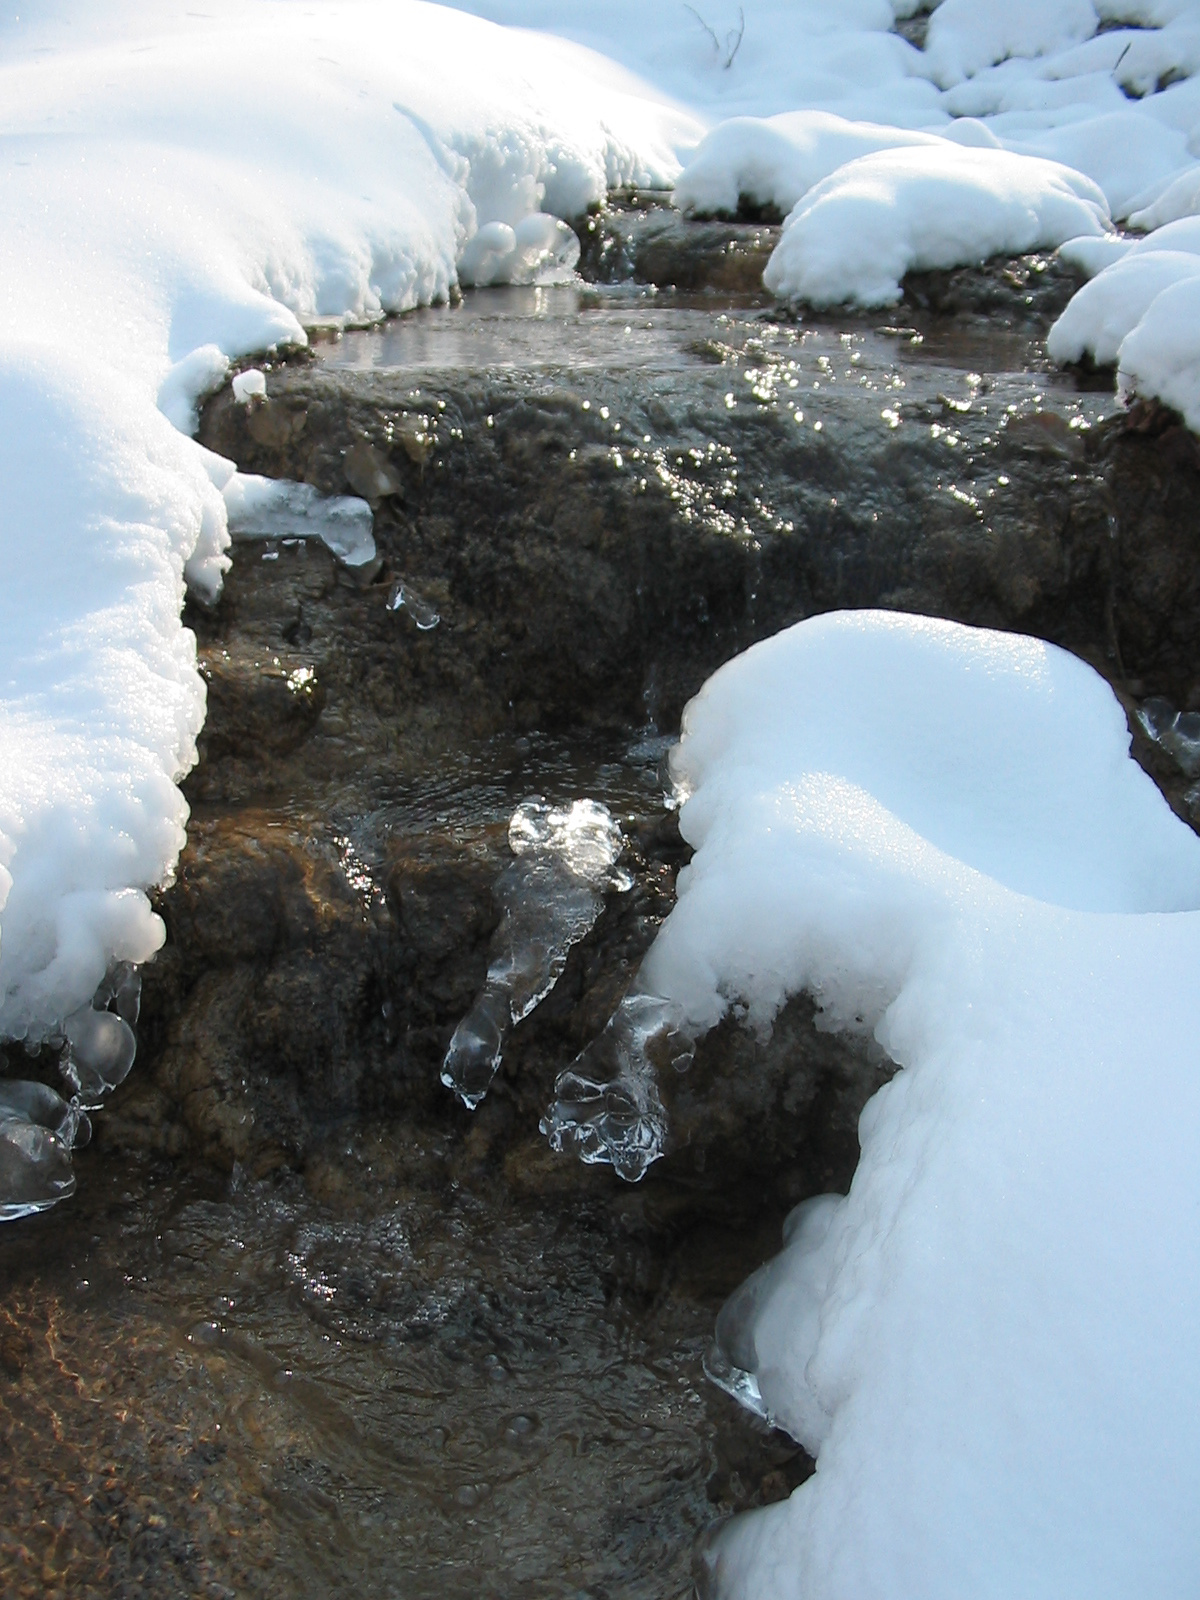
[646,611,1200,1600]
[763,143,1108,308]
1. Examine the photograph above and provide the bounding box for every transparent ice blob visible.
[1,961,138,1222]
[387,580,441,630]
[59,959,142,1109]
[223,472,376,567]
[702,1260,774,1422]
[1136,696,1200,778]
[0,1080,89,1222]
[539,988,694,1183]
[60,1006,137,1109]
[442,798,633,1111]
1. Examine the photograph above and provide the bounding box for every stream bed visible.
[5,215,1200,1597]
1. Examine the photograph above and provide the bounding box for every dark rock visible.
[576,204,779,292]
[101,262,1200,1224]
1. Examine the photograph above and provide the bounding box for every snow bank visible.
[0,0,702,1040]
[0,346,218,1035]
[674,112,940,218]
[1048,248,1200,365]
[1114,273,1200,425]
[1050,203,1200,424]
[925,0,1102,86]
[763,144,1107,309]
[632,611,1200,1600]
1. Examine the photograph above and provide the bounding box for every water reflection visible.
[0,1144,807,1599]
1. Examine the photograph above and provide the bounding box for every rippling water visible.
[0,1133,808,1600]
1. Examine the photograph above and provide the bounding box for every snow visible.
[1048,248,1200,365]
[674,112,942,218]
[1112,272,1200,424]
[763,144,1107,309]
[231,369,267,405]
[924,0,1102,86]
[638,611,1200,1600]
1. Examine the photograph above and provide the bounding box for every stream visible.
[5,211,1200,1597]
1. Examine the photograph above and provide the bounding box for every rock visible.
[98,237,1200,1221]
[575,203,779,293]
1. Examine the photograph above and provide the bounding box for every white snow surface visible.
[763,143,1107,308]
[643,611,1200,1599]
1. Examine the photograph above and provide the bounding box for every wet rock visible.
[576,203,778,293]
[105,269,1200,1208]
[901,252,1086,325]
[199,651,325,762]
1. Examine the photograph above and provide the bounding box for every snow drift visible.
[641,611,1200,1600]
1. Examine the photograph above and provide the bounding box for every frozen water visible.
[90,960,142,1027]
[1137,696,1200,777]
[387,581,442,630]
[61,1005,137,1109]
[0,1115,76,1221]
[0,1078,89,1221]
[703,1258,774,1422]
[222,473,377,568]
[539,988,694,1182]
[0,959,141,1217]
[458,213,581,287]
[442,799,632,1110]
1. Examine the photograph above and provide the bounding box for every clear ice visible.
[387,580,441,629]
[538,988,693,1183]
[223,472,377,567]
[0,1080,89,1221]
[441,799,632,1111]
[1137,696,1200,778]
[702,1260,774,1422]
[0,961,140,1221]
[457,214,581,288]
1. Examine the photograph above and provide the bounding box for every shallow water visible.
[3,269,1132,1597]
[315,280,1117,428]
[0,1137,805,1600]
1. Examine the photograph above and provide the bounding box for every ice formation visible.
[0,961,141,1219]
[1137,694,1200,777]
[457,213,582,286]
[387,581,442,630]
[539,988,693,1182]
[441,799,632,1110]
[222,472,378,569]
[579,609,1200,1599]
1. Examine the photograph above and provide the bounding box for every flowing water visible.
[0,1131,807,1599]
[2,262,1144,1598]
